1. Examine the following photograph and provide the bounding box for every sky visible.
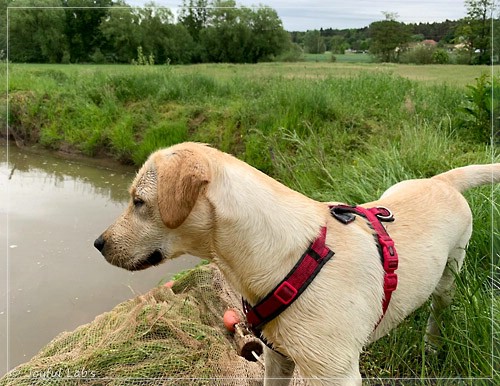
[126,0,468,31]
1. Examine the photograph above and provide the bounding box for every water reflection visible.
[5,148,131,203]
[0,142,200,376]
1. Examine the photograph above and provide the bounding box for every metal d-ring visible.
[376,206,394,221]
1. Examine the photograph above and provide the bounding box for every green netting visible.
[2,264,306,385]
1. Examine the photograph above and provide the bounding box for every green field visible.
[304,52,373,64]
[1,62,499,382]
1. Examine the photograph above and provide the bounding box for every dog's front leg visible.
[264,346,295,386]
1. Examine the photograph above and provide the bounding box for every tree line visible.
[293,1,498,65]
[1,0,290,64]
[0,0,497,64]
[294,20,460,55]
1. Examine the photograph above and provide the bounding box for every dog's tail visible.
[432,164,500,193]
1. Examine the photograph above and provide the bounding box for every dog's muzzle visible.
[94,234,164,271]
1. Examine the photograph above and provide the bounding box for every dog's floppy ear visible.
[155,149,210,229]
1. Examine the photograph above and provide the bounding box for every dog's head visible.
[94,143,213,271]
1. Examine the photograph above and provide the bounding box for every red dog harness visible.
[242,205,398,336]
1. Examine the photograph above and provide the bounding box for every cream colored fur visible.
[95,142,500,385]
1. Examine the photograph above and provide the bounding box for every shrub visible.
[274,43,304,62]
[432,48,450,64]
[400,45,435,64]
[452,49,472,65]
[460,74,499,143]
[131,46,155,65]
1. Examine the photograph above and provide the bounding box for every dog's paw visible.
[424,341,439,356]
[423,332,442,356]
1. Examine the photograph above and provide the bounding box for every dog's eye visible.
[133,197,145,207]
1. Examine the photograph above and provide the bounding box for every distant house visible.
[421,39,438,47]
[406,39,439,51]
[454,43,467,50]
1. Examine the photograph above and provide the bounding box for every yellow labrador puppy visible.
[95,142,499,386]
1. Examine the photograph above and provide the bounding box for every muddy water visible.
[0,143,200,376]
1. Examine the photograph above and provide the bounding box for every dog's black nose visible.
[94,235,106,252]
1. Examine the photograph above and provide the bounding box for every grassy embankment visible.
[1,62,499,382]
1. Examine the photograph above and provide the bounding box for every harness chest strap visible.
[243,226,334,330]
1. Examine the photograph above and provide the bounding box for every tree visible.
[63,0,112,63]
[134,3,175,63]
[99,1,141,63]
[200,0,251,62]
[8,0,67,62]
[156,23,195,64]
[179,0,209,42]
[457,0,496,64]
[246,6,290,62]
[329,35,348,54]
[1,0,290,65]
[493,11,500,63]
[369,15,411,62]
[304,30,325,54]
[0,0,9,58]
[199,1,288,63]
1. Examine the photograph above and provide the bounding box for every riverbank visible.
[2,62,499,380]
[2,63,496,172]
[0,138,136,173]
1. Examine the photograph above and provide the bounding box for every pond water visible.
[0,142,200,376]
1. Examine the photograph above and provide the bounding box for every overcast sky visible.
[126,0,468,30]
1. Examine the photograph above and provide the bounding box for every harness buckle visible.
[379,236,398,271]
[384,273,398,292]
[274,281,298,305]
[330,206,356,224]
[384,255,398,271]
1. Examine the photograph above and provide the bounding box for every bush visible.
[452,49,472,65]
[400,46,450,65]
[274,43,304,62]
[131,46,155,65]
[400,45,435,64]
[460,74,499,143]
[432,48,450,64]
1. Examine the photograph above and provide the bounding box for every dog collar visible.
[242,226,334,331]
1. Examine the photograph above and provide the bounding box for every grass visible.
[1,61,499,382]
[304,52,373,63]
[2,62,496,167]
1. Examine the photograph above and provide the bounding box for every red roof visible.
[422,39,438,46]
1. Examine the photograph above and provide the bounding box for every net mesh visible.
[1,264,305,385]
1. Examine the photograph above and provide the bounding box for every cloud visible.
[127,0,468,30]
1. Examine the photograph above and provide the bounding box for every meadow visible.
[2,61,499,383]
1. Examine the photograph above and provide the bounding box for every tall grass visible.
[2,62,498,382]
[2,63,493,165]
